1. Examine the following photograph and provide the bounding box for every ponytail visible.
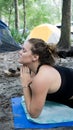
[47,44,58,58]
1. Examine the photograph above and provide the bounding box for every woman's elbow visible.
[28,109,41,118]
[29,112,40,118]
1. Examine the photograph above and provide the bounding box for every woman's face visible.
[19,41,34,65]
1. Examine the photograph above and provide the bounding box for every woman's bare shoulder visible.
[31,66,53,90]
[37,65,57,78]
[32,65,61,93]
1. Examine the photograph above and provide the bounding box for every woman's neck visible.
[28,62,40,74]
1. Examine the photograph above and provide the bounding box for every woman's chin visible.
[18,59,23,64]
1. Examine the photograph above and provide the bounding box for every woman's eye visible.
[23,48,26,53]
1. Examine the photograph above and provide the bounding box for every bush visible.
[10,28,28,44]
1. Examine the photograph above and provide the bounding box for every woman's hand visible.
[20,65,32,87]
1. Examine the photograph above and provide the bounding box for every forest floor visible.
[0,51,73,130]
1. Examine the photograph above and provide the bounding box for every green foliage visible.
[25,0,62,31]
[10,28,25,44]
[10,28,29,44]
[0,0,62,43]
[0,0,13,15]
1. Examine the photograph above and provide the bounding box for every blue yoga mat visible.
[11,97,73,129]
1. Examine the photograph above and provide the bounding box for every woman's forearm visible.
[23,86,32,112]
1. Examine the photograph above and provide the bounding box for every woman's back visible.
[46,65,73,107]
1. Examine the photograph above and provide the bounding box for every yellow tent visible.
[26,24,60,44]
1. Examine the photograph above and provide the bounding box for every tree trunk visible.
[14,0,19,31]
[8,7,13,26]
[57,0,71,50]
[22,0,26,36]
[0,12,2,19]
[71,0,73,20]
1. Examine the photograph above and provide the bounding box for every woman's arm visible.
[20,66,32,112]
[23,79,48,118]
[28,78,48,118]
[20,66,49,118]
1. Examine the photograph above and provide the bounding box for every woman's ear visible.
[32,54,39,62]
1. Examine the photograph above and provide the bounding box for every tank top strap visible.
[36,64,43,74]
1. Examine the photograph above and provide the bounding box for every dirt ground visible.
[0,51,73,130]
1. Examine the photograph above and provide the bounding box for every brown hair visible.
[28,38,57,66]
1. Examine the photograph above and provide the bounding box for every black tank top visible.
[36,64,73,106]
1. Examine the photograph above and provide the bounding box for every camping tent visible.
[26,24,60,44]
[0,20,22,53]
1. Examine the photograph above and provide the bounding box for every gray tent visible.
[0,20,22,53]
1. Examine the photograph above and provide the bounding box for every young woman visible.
[19,38,73,118]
